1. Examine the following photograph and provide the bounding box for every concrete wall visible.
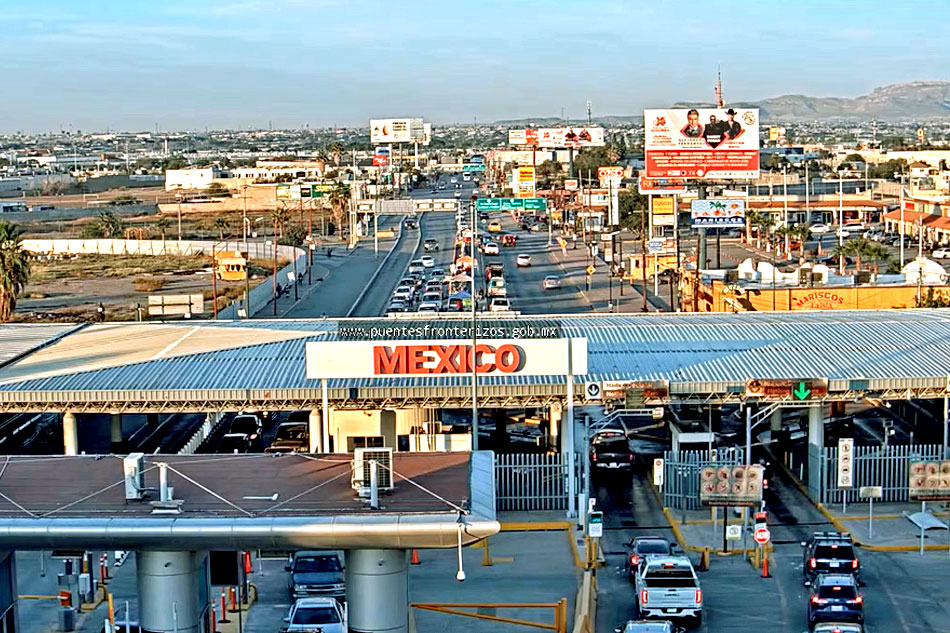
[700,278,937,312]
[20,238,307,320]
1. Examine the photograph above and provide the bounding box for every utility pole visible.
[783,164,789,257]
[272,214,278,316]
[640,201,648,312]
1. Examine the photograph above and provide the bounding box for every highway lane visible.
[484,212,591,314]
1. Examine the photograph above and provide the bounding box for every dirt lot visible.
[16,254,280,322]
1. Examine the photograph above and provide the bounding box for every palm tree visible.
[328,183,350,237]
[865,242,889,275]
[0,222,31,322]
[790,224,812,260]
[833,240,859,274]
[273,207,290,238]
[329,142,345,167]
[753,213,775,250]
[213,216,229,240]
[744,211,761,244]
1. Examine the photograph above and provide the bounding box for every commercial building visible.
[165,167,232,191]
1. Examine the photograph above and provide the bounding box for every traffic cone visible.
[762,550,770,578]
[699,547,710,572]
[244,551,252,575]
[410,549,420,565]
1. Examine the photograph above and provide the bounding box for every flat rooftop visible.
[0,452,469,519]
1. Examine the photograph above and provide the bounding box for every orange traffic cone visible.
[244,551,252,575]
[410,549,420,565]
[762,550,770,578]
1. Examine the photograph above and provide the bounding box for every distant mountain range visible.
[493,82,950,124]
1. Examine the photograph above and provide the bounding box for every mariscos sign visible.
[306,338,588,379]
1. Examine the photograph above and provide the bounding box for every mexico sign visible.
[306,338,588,379]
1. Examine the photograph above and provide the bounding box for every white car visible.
[933,248,950,259]
[489,298,510,312]
[483,242,500,255]
[284,597,346,633]
[809,224,831,235]
[516,254,532,267]
[417,301,440,312]
[542,275,561,290]
[420,255,435,268]
[408,261,425,274]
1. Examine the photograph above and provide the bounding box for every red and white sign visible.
[306,338,588,379]
[564,179,579,191]
[372,154,388,166]
[638,171,688,195]
[598,166,625,187]
[753,527,771,545]
[644,108,760,179]
[509,127,605,148]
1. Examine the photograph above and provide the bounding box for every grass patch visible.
[30,254,210,283]
[133,277,167,292]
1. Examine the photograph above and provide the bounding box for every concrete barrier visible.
[571,569,596,633]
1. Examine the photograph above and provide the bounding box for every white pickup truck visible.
[633,555,702,626]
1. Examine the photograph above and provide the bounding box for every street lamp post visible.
[176,193,183,241]
[838,169,844,275]
[783,164,789,257]
[470,198,479,451]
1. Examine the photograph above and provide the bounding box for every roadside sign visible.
[837,438,854,489]
[744,378,828,402]
[859,486,883,499]
[753,527,770,545]
[462,164,486,172]
[601,380,669,401]
[585,381,602,401]
[586,265,595,275]
[587,511,604,538]
[753,511,767,531]
[653,458,664,487]
[475,197,547,212]
[699,464,764,507]
[726,525,742,541]
[909,460,950,501]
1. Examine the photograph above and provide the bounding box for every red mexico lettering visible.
[373,346,407,374]
[372,344,525,375]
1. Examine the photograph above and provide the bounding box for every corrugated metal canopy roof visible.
[0,311,947,398]
[0,324,81,367]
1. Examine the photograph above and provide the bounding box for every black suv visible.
[624,536,676,581]
[807,574,863,627]
[801,532,860,586]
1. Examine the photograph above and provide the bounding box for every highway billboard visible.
[508,127,605,148]
[370,118,425,143]
[644,108,760,179]
[638,171,688,195]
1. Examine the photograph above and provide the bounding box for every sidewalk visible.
[549,232,669,313]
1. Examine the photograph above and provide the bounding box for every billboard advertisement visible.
[508,127,605,148]
[690,199,746,227]
[370,118,425,144]
[644,108,760,179]
[306,338,588,379]
[638,171,688,195]
[515,166,536,198]
[598,166,625,187]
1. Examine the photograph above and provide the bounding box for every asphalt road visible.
[595,454,950,633]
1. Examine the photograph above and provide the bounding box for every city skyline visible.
[2,0,948,133]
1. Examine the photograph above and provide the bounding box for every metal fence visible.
[662,448,745,511]
[495,453,569,511]
[820,443,944,505]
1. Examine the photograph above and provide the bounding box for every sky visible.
[1,0,948,133]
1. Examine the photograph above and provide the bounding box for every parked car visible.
[810,224,832,235]
[802,532,860,586]
[489,298,510,312]
[283,597,346,633]
[218,433,251,454]
[807,574,864,627]
[633,555,703,625]
[542,275,561,290]
[286,551,346,600]
[624,537,675,580]
[932,248,950,259]
[516,254,532,267]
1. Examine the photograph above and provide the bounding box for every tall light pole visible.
[783,164,789,257]
[242,184,249,246]
[470,198,479,451]
[176,193,183,241]
[838,168,844,275]
[897,170,906,266]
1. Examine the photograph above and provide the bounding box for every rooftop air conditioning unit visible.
[352,447,394,492]
[123,453,145,500]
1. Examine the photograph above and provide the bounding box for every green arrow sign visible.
[462,164,486,172]
[792,381,811,400]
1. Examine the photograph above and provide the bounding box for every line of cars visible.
[387,254,448,314]
[282,550,347,632]
[618,536,702,631]
[216,411,309,454]
[801,532,865,631]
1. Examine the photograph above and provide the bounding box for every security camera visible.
[456,569,466,582]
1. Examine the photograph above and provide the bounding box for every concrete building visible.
[165,167,232,191]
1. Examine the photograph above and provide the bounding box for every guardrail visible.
[570,569,596,633]
[177,413,221,455]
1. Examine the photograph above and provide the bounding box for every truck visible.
[485,263,504,281]
[633,555,702,625]
[487,277,507,297]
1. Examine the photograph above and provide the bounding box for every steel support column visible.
[308,409,324,453]
[137,550,208,633]
[345,549,409,633]
[63,411,78,456]
[807,404,824,501]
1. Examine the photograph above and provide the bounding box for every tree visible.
[618,190,648,234]
[153,216,171,241]
[842,153,865,164]
[328,183,350,236]
[790,224,811,259]
[0,222,30,322]
[95,209,124,238]
[864,242,890,274]
[329,142,345,166]
[273,207,290,238]
[205,182,230,197]
[572,147,615,180]
[536,160,562,188]
[213,216,229,240]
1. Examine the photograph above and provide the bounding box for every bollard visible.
[244,551,252,575]
[699,547,710,572]
[217,593,230,623]
[228,586,238,613]
[210,605,218,633]
[762,547,771,578]
[410,549,420,565]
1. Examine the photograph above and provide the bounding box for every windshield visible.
[276,424,307,441]
[294,556,342,573]
[293,606,341,625]
[817,584,857,600]
[231,418,258,434]
[815,545,854,560]
[637,540,671,554]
